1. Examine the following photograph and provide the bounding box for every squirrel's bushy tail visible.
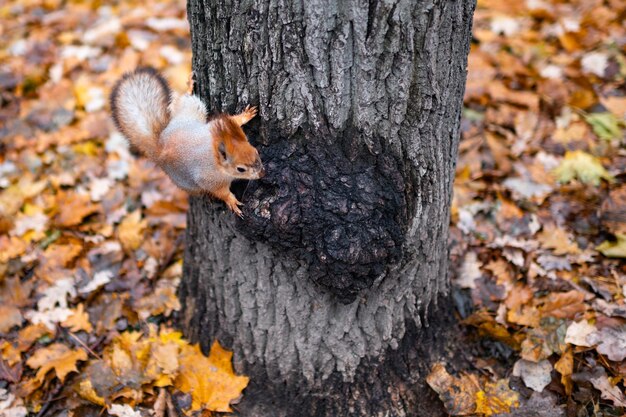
[110,67,171,158]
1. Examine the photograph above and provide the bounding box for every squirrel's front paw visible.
[225,196,244,218]
[232,105,257,126]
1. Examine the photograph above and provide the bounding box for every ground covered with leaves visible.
[0,0,624,416]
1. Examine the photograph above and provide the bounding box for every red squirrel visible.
[110,67,264,217]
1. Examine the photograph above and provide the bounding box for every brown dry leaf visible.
[587,326,626,361]
[601,95,626,119]
[61,303,93,333]
[0,236,28,263]
[1,341,21,366]
[475,379,520,416]
[175,341,249,413]
[600,185,626,235]
[26,343,87,383]
[555,348,573,395]
[540,290,586,319]
[426,362,480,415]
[537,226,580,255]
[55,191,100,227]
[16,324,54,351]
[118,210,147,252]
[41,241,83,270]
[0,306,23,334]
[465,311,523,349]
[573,367,626,407]
[134,285,181,320]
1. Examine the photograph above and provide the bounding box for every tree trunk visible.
[180,0,475,415]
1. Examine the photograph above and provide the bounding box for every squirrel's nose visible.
[258,166,266,178]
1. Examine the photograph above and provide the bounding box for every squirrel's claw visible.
[225,196,244,218]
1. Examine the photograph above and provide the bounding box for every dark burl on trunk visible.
[180,0,475,415]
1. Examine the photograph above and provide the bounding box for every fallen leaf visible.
[426,362,480,416]
[585,112,622,141]
[475,379,520,416]
[26,343,87,383]
[596,234,626,258]
[61,304,93,333]
[175,341,249,412]
[55,191,100,227]
[553,150,613,186]
[587,326,626,361]
[573,367,626,407]
[564,320,596,347]
[0,306,23,334]
[554,348,573,395]
[118,211,147,252]
[540,290,586,319]
[512,359,552,392]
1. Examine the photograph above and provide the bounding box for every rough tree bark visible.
[180,0,475,415]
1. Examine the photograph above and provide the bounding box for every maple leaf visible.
[175,341,249,413]
[474,379,520,416]
[61,303,93,333]
[553,150,613,186]
[26,343,87,383]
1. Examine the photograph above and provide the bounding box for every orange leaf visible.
[175,341,249,412]
[26,343,87,383]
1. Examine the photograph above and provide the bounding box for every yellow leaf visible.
[26,343,87,383]
[475,379,520,416]
[553,150,613,186]
[61,303,93,333]
[118,210,147,251]
[175,341,249,412]
[537,225,580,255]
[75,379,106,406]
[596,234,626,258]
[555,348,573,395]
[426,362,480,415]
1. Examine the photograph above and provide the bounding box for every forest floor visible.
[0,0,624,416]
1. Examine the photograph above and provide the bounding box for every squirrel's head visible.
[212,116,264,180]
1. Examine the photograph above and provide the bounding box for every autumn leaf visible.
[426,362,480,415]
[596,234,626,258]
[54,191,100,227]
[553,151,613,186]
[474,379,520,416]
[554,348,573,395]
[585,112,622,141]
[117,210,147,251]
[540,290,586,319]
[175,341,249,413]
[0,306,23,334]
[61,303,93,333]
[26,343,87,383]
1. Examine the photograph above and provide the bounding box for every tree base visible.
[220,296,458,417]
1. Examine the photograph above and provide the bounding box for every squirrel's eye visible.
[237,166,247,173]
